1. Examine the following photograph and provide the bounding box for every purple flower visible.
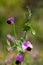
[22,41,33,51]
[15,54,24,64]
[7,34,15,42]
[7,34,12,39]
[5,58,10,63]
[7,17,14,24]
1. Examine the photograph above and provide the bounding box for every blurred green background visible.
[0,0,43,65]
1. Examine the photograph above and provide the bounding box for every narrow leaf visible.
[7,40,10,46]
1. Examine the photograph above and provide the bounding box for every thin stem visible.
[20,31,27,42]
[12,23,17,39]
[23,31,26,40]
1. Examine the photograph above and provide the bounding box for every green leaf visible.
[17,46,21,51]
[7,40,10,46]
[25,9,32,21]
[20,50,26,54]
[14,40,22,46]
[31,29,36,35]
[24,22,31,31]
[25,22,31,26]
[17,46,26,54]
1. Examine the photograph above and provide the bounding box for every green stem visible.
[23,31,26,40]
[20,31,27,42]
[12,23,17,39]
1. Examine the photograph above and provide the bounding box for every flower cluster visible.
[5,9,35,65]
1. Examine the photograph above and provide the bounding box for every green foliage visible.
[13,40,26,54]
[13,40,22,49]
[17,46,21,51]
[31,29,36,35]
[14,40,22,46]
[24,22,31,31]
[7,40,10,46]
[25,9,32,21]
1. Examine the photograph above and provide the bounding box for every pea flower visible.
[7,17,14,24]
[15,54,24,65]
[7,34,15,42]
[5,58,10,63]
[22,41,33,51]
[7,34,12,39]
